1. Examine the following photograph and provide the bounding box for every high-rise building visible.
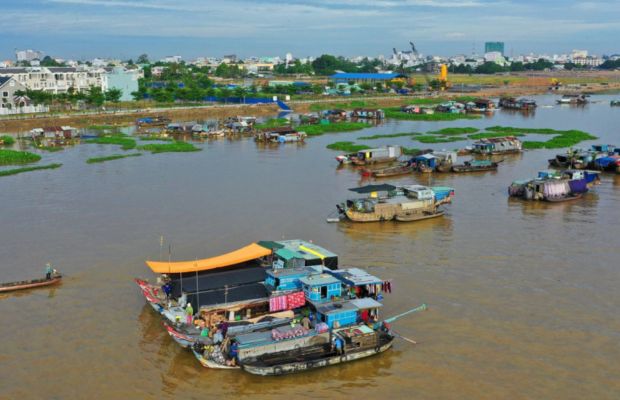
[15,49,44,62]
[484,42,505,56]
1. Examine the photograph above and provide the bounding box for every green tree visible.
[105,88,123,103]
[86,86,106,107]
[137,54,150,64]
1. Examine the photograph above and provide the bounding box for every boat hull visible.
[0,276,62,293]
[241,338,394,376]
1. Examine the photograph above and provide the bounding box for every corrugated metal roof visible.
[299,274,340,286]
[330,73,403,80]
[349,298,383,310]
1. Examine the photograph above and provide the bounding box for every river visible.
[1,94,619,399]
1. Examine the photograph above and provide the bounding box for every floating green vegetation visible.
[139,136,173,141]
[0,135,15,146]
[301,122,369,136]
[255,118,290,130]
[467,132,526,140]
[384,108,481,121]
[402,147,422,155]
[86,135,136,150]
[484,126,598,149]
[37,146,64,152]
[414,135,467,144]
[138,140,200,153]
[357,132,422,140]
[0,149,42,166]
[427,127,479,136]
[0,163,62,177]
[310,100,378,112]
[86,153,142,164]
[326,141,371,152]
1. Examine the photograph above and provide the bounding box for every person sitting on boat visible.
[218,320,229,337]
[301,315,311,330]
[185,303,194,325]
[213,329,223,345]
[45,263,53,280]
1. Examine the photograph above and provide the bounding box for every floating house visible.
[472,136,522,155]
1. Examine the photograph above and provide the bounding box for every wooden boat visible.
[450,160,500,173]
[545,193,583,202]
[369,164,414,178]
[337,185,454,223]
[0,274,62,293]
[395,210,444,222]
[240,325,394,376]
[192,347,240,370]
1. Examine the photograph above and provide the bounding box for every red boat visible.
[0,274,62,293]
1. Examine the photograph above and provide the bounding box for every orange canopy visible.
[145,243,272,274]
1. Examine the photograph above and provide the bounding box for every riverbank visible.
[0,103,280,132]
[2,71,619,133]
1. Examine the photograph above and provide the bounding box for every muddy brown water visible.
[1,94,619,399]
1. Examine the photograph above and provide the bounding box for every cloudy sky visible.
[0,0,618,60]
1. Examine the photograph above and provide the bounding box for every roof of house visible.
[299,273,341,287]
[0,76,10,87]
[330,73,404,80]
[0,68,27,74]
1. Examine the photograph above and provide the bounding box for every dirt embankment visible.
[0,103,280,132]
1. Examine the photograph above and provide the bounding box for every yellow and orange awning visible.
[145,243,272,274]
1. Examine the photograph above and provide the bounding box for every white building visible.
[16,49,44,62]
[571,49,588,60]
[0,66,105,94]
[161,55,182,63]
[572,56,603,67]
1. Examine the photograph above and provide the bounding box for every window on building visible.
[2,92,8,97]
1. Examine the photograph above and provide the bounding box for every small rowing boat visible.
[0,274,62,293]
[366,164,414,178]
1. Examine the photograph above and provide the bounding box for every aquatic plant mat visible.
[301,122,370,136]
[86,135,136,150]
[484,126,598,149]
[0,163,62,177]
[349,125,597,149]
[255,118,290,130]
[86,153,142,164]
[0,135,15,146]
[358,132,422,140]
[138,141,201,153]
[0,149,42,166]
[326,142,371,152]
[384,108,481,121]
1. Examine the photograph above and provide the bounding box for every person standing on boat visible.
[185,303,194,325]
[45,263,53,280]
[334,336,344,355]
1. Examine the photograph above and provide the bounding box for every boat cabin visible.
[264,266,321,293]
[315,297,382,328]
[300,274,342,304]
[591,144,616,153]
[259,239,339,270]
[351,108,385,119]
[355,145,402,163]
[328,268,384,300]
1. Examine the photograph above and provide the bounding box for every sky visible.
[0,0,618,61]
